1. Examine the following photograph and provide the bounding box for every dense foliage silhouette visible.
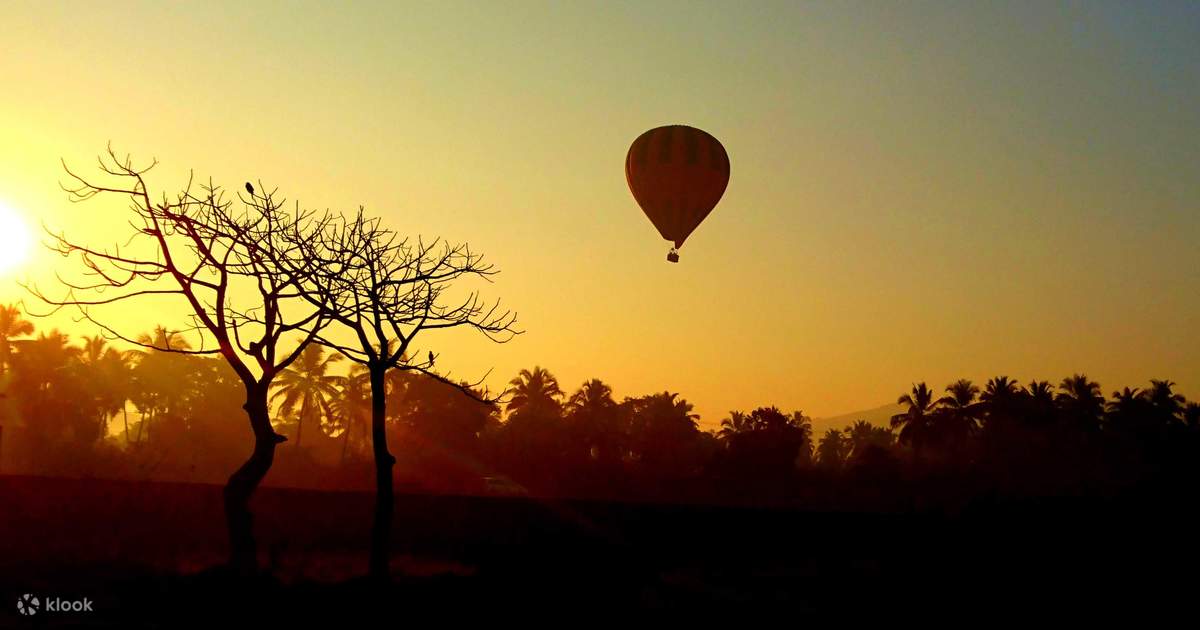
[3,308,1197,509]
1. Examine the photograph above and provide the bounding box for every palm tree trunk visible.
[340,424,349,463]
[137,409,150,444]
[121,404,130,446]
[224,383,283,575]
[368,364,395,580]
[318,397,336,440]
[296,398,306,448]
[340,413,352,464]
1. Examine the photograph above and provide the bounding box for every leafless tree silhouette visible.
[25,146,333,574]
[281,208,519,579]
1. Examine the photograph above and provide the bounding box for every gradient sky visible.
[1,1,1197,427]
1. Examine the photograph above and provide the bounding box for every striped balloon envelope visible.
[625,125,729,262]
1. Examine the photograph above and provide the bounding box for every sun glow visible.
[0,199,32,273]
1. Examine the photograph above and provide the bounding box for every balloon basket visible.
[666,248,679,263]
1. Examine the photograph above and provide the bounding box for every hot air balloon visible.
[625,125,729,262]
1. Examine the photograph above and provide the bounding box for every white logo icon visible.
[17,593,39,616]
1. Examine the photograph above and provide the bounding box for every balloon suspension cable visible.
[667,247,680,263]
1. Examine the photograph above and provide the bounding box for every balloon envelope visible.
[625,125,729,250]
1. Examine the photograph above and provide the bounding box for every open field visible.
[1,474,1196,623]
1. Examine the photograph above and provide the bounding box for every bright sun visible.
[0,200,32,273]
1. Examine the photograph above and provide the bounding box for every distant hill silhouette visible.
[813,402,904,435]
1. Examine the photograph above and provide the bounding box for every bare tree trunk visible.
[369,365,395,580]
[224,385,282,575]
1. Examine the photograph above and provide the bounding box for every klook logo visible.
[16,593,92,616]
[16,594,38,616]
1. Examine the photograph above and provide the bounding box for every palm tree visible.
[718,409,812,441]
[716,409,748,443]
[76,335,130,439]
[103,350,135,444]
[940,379,980,408]
[1184,403,1200,430]
[1145,379,1187,422]
[891,382,937,454]
[1106,387,1145,413]
[0,303,34,377]
[504,366,563,418]
[1023,380,1057,425]
[135,325,192,352]
[78,335,106,365]
[977,375,1022,438]
[626,391,701,469]
[1026,380,1055,405]
[635,392,699,427]
[1057,374,1105,430]
[565,379,623,462]
[847,419,874,449]
[936,378,982,443]
[789,411,815,463]
[717,407,814,468]
[1105,386,1149,434]
[330,365,371,461]
[846,419,893,460]
[566,379,616,416]
[126,327,194,443]
[9,330,88,443]
[981,376,1020,405]
[816,428,850,469]
[15,330,80,385]
[0,303,34,461]
[269,345,343,447]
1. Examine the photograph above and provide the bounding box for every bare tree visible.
[25,146,332,574]
[286,208,519,580]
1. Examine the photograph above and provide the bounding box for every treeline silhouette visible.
[4,305,1198,508]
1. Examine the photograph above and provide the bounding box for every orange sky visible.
[2,2,1197,428]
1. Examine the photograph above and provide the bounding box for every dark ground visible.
[1,475,1196,625]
